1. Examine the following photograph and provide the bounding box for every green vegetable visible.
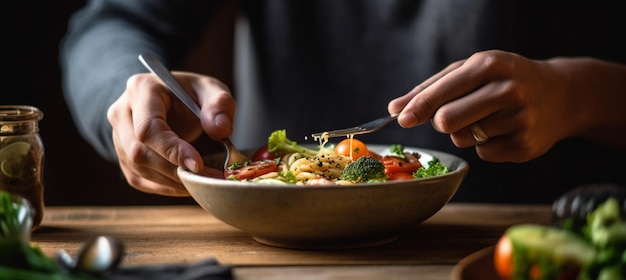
[584,197,626,248]
[413,157,448,178]
[0,242,60,274]
[227,161,245,171]
[1,192,32,243]
[278,171,297,183]
[0,191,102,280]
[504,197,626,279]
[339,156,387,183]
[551,183,626,236]
[506,224,597,276]
[268,129,333,158]
[389,144,405,159]
[1,191,59,275]
[578,197,626,279]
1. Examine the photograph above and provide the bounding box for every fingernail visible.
[184,158,198,172]
[214,113,232,129]
[398,113,418,128]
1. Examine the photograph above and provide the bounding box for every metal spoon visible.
[138,53,250,170]
[57,236,124,274]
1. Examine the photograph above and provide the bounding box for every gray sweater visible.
[60,0,626,203]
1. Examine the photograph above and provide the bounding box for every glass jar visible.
[0,105,44,230]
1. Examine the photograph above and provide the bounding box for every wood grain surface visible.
[31,203,551,279]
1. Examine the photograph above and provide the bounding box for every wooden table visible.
[32,203,551,279]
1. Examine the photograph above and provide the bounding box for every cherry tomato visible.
[494,229,582,280]
[224,160,278,180]
[251,144,278,161]
[494,235,513,280]
[381,153,422,176]
[335,138,369,160]
[387,172,414,181]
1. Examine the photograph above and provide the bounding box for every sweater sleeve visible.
[59,0,225,162]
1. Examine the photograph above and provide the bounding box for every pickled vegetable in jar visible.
[0,105,44,230]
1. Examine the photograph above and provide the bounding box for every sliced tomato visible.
[224,160,278,180]
[335,138,369,160]
[251,144,278,161]
[381,153,422,176]
[387,172,414,181]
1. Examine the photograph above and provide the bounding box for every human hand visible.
[388,50,579,163]
[107,71,235,196]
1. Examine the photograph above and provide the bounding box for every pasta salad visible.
[224,130,448,185]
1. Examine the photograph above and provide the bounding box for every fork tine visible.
[310,114,399,139]
[327,128,366,136]
[311,130,355,139]
[311,128,360,139]
[313,127,368,137]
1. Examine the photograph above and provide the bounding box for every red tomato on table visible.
[493,225,588,280]
[494,235,514,279]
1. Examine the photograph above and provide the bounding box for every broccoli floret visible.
[390,144,406,159]
[267,129,332,158]
[339,156,387,183]
[413,157,448,178]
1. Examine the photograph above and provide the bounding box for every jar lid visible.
[0,105,43,122]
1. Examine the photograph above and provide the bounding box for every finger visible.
[108,89,147,167]
[125,141,184,182]
[398,63,494,128]
[388,60,464,126]
[123,158,225,196]
[470,133,539,163]
[449,109,514,148]
[448,110,546,163]
[121,165,191,197]
[130,75,203,173]
[432,79,513,134]
[111,127,190,196]
[396,51,518,129]
[187,74,237,140]
[196,165,226,178]
[125,165,225,197]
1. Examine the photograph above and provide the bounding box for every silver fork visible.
[138,53,250,170]
[310,113,399,139]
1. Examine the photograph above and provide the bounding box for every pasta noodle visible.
[312,132,330,147]
[252,151,351,185]
[288,153,351,180]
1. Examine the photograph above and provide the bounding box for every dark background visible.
[6,1,235,205]
[7,2,626,206]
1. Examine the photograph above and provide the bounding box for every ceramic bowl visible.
[177,145,469,249]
